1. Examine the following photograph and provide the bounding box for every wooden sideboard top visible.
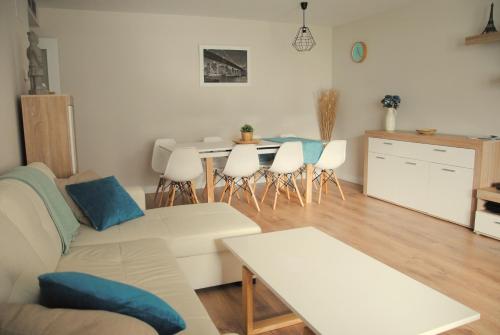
[365,130,497,150]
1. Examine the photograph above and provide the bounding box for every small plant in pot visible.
[380,95,401,132]
[240,124,254,142]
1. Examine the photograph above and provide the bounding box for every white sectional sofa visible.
[0,163,262,334]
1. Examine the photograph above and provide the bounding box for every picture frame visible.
[199,45,250,86]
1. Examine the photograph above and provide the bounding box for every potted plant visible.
[380,95,401,131]
[240,124,254,142]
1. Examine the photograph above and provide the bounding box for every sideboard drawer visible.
[424,144,475,169]
[475,210,500,240]
[368,138,422,158]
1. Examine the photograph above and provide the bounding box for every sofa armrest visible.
[125,186,146,211]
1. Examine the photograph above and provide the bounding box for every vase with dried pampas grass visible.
[317,89,338,141]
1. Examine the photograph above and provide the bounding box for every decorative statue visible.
[482,2,497,34]
[27,31,49,94]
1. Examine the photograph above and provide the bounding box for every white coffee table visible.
[223,227,479,335]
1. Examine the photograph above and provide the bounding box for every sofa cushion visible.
[71,203,262,257]
[66,176,144,231]
[39,272,186,335]
[55,170,101,226]
[0,303,159,335]
[57,238,220,335]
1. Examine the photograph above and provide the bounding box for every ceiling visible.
[38,0,415,27]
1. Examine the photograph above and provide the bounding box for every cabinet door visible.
[427,163,474,226]
[393,157,428,211]
[367,153,397,201]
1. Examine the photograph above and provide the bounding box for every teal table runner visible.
[263,137,324,164]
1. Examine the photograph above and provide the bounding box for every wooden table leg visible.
[305,164,313,204]
[243,266,254,335]
[242,266,303,335]
[205,157,214,203]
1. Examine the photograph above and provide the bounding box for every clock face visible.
[351,42,367,63]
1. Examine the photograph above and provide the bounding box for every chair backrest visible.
[164,147,203,182]
[315,140,347,170]
[223,145,260,178]
[270,142,304,174]
[280,133,297,138]
[152,138,176,174]
[203,136,223,143]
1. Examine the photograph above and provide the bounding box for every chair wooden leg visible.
[157,180,167,208]
[292,175,304,207]
[273,175,280,210]
[227,179,235,205]
[220,181,229,202]
[285,175,291,200]
[318,172,323,204]
[261,175,272,204]
[324,172,328,194]
[154,177,163,203]
[190,182,199,204]
[245,178,261,212]
[332,171,345,200]
[168,184,176,207]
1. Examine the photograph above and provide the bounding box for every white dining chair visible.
[314,140,347,204]
[261,142,304,210]
[158,147,203,207]
[219,145,261,212]
[151,138,176,205]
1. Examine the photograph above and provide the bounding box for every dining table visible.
[160,139,321,204]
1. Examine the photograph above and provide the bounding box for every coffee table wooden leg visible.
[242,266,254,335]
[242,266,303,335]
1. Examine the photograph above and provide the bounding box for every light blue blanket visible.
[264,137,324,164]
[0,166,79,254]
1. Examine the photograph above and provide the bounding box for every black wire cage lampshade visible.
[292,2,316,52]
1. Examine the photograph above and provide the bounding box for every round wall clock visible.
[351,41,367,63]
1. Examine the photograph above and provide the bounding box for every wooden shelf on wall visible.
[465,31,500,45]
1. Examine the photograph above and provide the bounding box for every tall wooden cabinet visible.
[364,131,500,228]
[21,95,77,178]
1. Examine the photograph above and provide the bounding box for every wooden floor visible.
[150,181,500,335]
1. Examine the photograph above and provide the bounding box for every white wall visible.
[332,0,500,184]
[37,8,333,188]
[0,0,29,173]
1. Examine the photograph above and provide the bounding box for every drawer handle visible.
[433,149,447,153]
[442,168,456,173]
[405,162,417,165]
[383,142,393,145]
[376,156,385,160]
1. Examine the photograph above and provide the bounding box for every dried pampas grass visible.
[317,89,338,141]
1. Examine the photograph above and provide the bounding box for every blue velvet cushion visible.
[65,176,144,231]
[39,272,186,335]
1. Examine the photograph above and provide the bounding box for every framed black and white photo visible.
[200,46,249,86]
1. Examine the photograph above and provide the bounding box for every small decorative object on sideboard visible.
[416,128,437,136]
[240,124,254,142]
[380,95,401,132]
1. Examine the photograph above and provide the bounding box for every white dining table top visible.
[159,140,281,158]
[223,227,480,335]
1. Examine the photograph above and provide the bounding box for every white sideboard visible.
[364,131,500,228]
